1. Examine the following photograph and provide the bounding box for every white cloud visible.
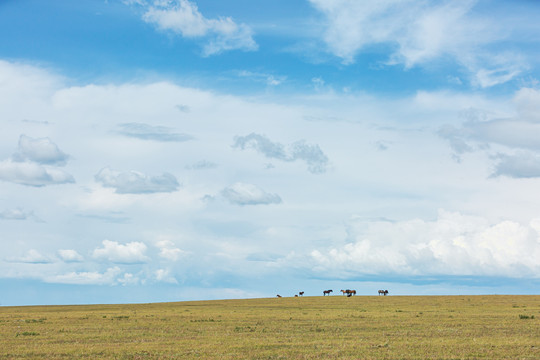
[155,268,178,283]
[141,0,257,56]
[0,160,75,187]
[94,167,180,194]
[309,0,527,86]
[310,210,540,278]
[57,249,84,263]
[92,240,149,264]
[156,239,185,261]
[221,182,282,206]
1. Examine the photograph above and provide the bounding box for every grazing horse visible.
[276,294,282,298]
[299,291,304,296]
[323,289,333,296]
[378,290,389,296]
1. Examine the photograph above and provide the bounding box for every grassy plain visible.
[0,295,538,359]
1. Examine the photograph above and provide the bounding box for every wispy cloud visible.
[222,182,282,206]
[185,160,218,170]
[139,0,258,56]
[8,249,53,264]
[116,123,193,142]
[309,0,528,87]
[95,167,180,194]
[0,208,38,221]
[233,133,329,174]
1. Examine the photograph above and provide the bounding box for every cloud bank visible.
[310,210,540,279]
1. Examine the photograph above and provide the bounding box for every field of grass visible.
[0,295,538,359]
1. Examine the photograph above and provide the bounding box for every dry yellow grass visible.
[0,295,538,359]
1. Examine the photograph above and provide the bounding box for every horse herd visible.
[276,289,389,298]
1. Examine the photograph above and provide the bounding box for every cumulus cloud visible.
[156,239,185,261]
[57,249,84,263]
[92,240,149,264]
[222,182,282,206]
[116,122,193,142]
[155,268,178,283]
[0,160,75,187]
[233,133,329,174]
[140,0,257,56]
[13,135,69,165]
[309,0,526,86]
[310,210,540,278]
[0,135,74,187]
[95,167,180,194]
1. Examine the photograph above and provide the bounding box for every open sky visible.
[1,0,540,305]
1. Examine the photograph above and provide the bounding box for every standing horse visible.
[323,290,333,296]
[299,291,304,296]
[378,290,389,296]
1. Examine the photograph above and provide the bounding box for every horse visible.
[341,289,356,296]
[299,291,304,296]
[378,290,389,296]
[323,290,333,296]
[276,294,282,298]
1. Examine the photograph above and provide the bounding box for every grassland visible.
[0,295,538,359]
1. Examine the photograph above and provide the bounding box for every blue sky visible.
[1,0,540,306]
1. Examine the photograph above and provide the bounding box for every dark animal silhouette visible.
[323,289,333,296]
[276,294,282,298]
[378,290,389,296]
[299,291,304,296]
